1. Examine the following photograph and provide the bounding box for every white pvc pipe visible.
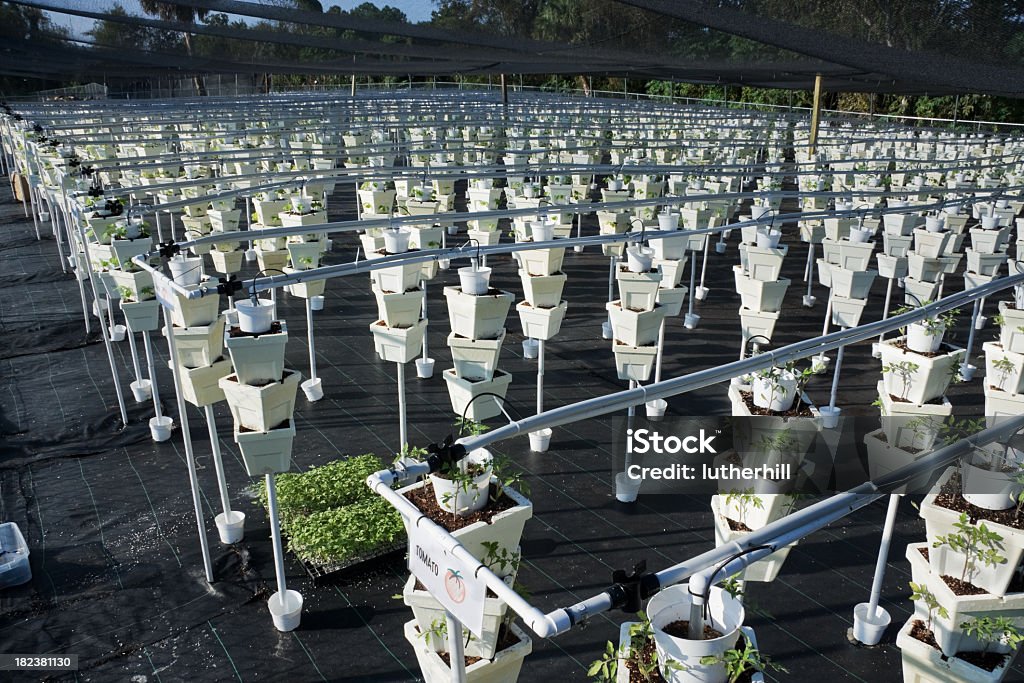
[398,361,407,452]
[537,339,545,416]
[446,611,468,683]
[866,494,902,620]
[305,298,318,382]
[203,405,234,519]
[162,309,214,583]
[264,473,289,598]
[878,278,894,346]
[142,330,165,421]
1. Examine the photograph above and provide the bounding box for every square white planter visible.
[984,341,1024,394]
[397,478,531,560]
[998,303,1024,354]
[175,358,232,407]
[372,285,424,327]
[830,266,877,298]
[225,325,288,386]
[733,266,789,313]
[519,247,565,277]
[518,271,566,308]
[612,341,658,381]
[444,287,514,341]
[831,295,869,328]
[799,221,825,244]
[879,337,965,405]
[448,329,505,381]
[207,209,240,233]
[281,267,326,299]
[863,430,934,494]
[821,238,841,266]
[210,249,243,274]
[516,301,567,341]
[985,384,1024,425]
[816,258,833,288]
[714,493,795,531]
[235,421,295,476]
[403,620,531,683]
[907,541,1024,657]
[372,261,423,294]
[877,381,952,450]
[286,241,322,270]
[884,213,918,236]
[121,299,161,333]
[403,575,514,660]
[838,241,875,271]
[920,468,1024,597]
[219,369,301,432]
[254,199,288,226]
[370,319,427,364]
[408,225,444,251]
[649,231,687,260]
[712,496,794,582]
[908,253,944,283]
[171,318,225,369]
[897,615,1017,683]
[913,229,951,258]
[939,254,962,275]
[884,232,913,257]
[824,217,854,241]
[255,248,290,274]
[169,285,221,328]
[741,244,788,282]
[653,257,686,288]
[655,286,688,317]
[605,301,666,346]
[279,210,326,228]
[109,237,154,270]
[970,227,1011,255]
[616,266,662,312]
[876,253,909,279]
[442,369,512,421]
[739,307,780,341]
[904,277,941,305]
[966,249,1008,277]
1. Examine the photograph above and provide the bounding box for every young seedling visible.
[882,360,920,401]
[701,636,788,683]
[992,357,1017,392]
[587,612,683,683]
[961,615,1024,653]
[932,513,1006,585]
[909,582,949,632]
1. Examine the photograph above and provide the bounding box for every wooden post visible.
[501,74,508,103]
[809,74,824,155]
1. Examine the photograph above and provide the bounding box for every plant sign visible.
[408,521,486,637]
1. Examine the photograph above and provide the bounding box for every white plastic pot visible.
[683,312,700,329]
[168,255,203,286]
[301,377,324,402]
[149,416,173,442]
[752,371,799,412]
[268,589,303,632]
[646,398,668,420]
[755,228,781,249]
[649,586,744,683]
[925,215,945,233]
[458,266,491,295]
[415,357,435,379]
[522,338,539,359]
[818,405,842,429]
[529,429,552,453]
[235,299,275,334]
[129,379,152,403]
[615,471,641,503]
[382,227,411,254]
[906,322,943,353]
[626,246,654,273]
[849,226,873,243]
[429,449,493,515]
[961,460,1021,511]
[215,510,245,544]
[531,221,555,243]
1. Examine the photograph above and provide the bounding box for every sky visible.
[52,1,437,39]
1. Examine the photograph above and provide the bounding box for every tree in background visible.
[139,0,209,95]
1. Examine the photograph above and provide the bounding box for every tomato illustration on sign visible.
[444,568,466,603]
